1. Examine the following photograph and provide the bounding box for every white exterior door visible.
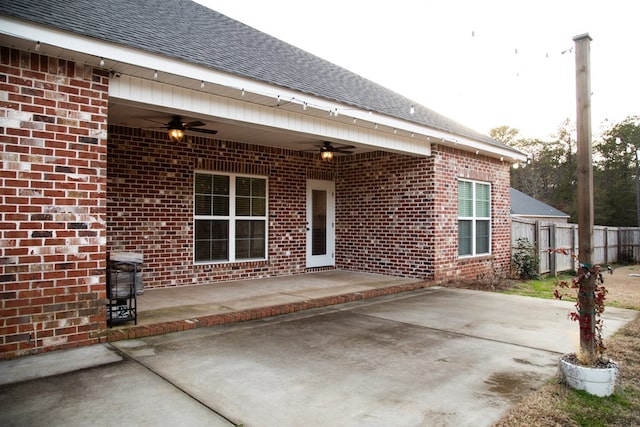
[306,180,335,268]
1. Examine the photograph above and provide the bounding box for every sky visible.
[196,0,639,141]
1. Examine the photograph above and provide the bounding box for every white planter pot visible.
[559,356,618,397]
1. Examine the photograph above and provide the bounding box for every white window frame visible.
[194,171,268,264]
[458,179,491,257]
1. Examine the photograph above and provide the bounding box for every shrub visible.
[512,237,540,279]
[619,248,636,264]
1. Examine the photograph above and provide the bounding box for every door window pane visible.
[312,190,327,256]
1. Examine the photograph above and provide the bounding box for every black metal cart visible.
[106,260,139,326]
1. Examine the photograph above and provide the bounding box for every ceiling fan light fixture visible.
[167,116,186,142]
[320,149,334,161]
[162,115,217,141]
[168,127,185,142]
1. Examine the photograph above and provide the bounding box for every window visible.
[458,179,491,256]
[194,172,267,263]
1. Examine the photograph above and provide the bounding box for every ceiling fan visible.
[161,115,218,142]
[304,141,355,161]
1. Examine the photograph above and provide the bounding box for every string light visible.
[112,27,579,146]
[35,41,40,51]
[462,27,578,82]
[169,80,432,139]
[103,70,429,143]
[99,57,105,66]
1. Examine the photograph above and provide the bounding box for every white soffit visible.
[110,75,430,156]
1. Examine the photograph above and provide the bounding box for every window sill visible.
[457,254,493,263]
[194,259,268,268]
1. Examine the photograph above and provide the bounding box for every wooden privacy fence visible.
[511,218,640,275]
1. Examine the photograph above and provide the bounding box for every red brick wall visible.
[0,47,108,359]
[107,126,335,288]
[108,130,512,290]
[335,152,436,278]
[335,146,511,282]
[428,144,512,282]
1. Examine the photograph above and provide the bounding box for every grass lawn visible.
[493,273,640,427]
[503,274,572,300]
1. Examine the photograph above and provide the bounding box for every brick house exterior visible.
[1,0,524,358]
[1,48,108,357]
[108,126,511,289]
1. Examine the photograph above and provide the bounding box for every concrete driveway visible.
[1,287,637,427]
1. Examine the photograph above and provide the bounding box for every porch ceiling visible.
[106,71,431,157]
[108,99,375,156]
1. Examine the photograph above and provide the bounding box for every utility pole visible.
[636,149,640,227]
[574,33,596,363]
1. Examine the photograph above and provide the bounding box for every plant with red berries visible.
[551,248,611,366]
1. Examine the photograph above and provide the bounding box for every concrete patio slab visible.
[353,287,636,355]
[0,356,233,426]
[113,271,423,330]
[0,344,122,386]
[1,286,637,427]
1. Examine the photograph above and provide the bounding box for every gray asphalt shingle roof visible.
[1,0,519,152]
[510,188,569,218]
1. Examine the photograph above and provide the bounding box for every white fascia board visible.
[441,137,528,163]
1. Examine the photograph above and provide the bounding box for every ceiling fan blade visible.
[144,118,169,126]
[333,148,354,154]
[184,120,206,128]
[189,128,218,135]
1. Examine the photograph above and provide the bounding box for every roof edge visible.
[0,14,525,162]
